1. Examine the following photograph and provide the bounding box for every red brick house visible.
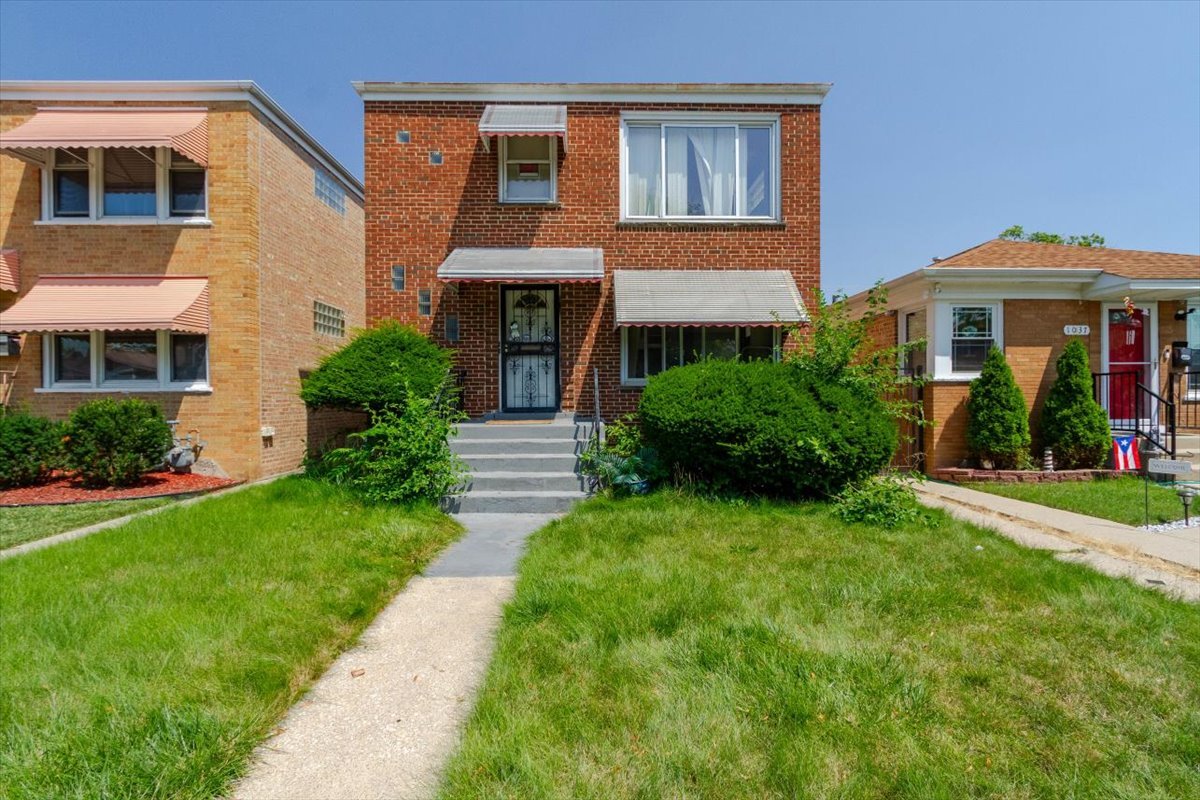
[355,82,827,418]
[847,239,1200,471]
[0,81,365,480]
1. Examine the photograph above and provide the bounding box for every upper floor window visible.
[313,300,346,337]
[499,136,556,203]
[314,168,346,214]
[45,146,207,222]
[622,115,779,221]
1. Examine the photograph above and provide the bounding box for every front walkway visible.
[918,481,1200,600]
[232,513,558,800]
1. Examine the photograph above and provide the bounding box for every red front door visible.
[1107,307,1149,421]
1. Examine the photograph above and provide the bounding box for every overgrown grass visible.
[0,477,460,799]
[0,497,177,550]
[440,494,1200,799]
[967,476,1187,527]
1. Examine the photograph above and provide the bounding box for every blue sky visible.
[1,0,1197,294]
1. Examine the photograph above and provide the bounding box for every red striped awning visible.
[478,105,568,152]
[0,108,209,166]
[0,249,18,293]
[0,275,210,333]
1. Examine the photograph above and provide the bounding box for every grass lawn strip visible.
[967,476,1185,527]
[0,476,460,800]
[440,494,1200,799]
[0,496,179,550]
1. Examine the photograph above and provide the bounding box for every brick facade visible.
[0,94,363,480]
[363,99,820,418]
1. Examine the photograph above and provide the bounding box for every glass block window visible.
[418,289,432,316]
[314,168,346,215]
[396,130,411,144]
[391,265,406,291]
[313,300,346,337]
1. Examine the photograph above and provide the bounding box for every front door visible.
[1106,305,1152,424]
[501,286,559,411]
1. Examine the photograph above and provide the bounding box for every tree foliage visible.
[1040,339,1112,469]
[966,347,1031,469]
[999,225,1105,248]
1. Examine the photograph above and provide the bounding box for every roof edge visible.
[0,80,363,200]
[353,82,831,105]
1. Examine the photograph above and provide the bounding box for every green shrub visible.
[63,399,173,488]
[1040,339,1111,469]
[300,322,453,412]
[602,415,643,458]
[833,472,926,528]
[966,347,1031,469]
[638,360,896,498]
[306,393,466,504]
[0,411,62,488]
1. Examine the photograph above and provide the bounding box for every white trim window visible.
[499,136,557,203]
[621,325,780,386]
[950,306,995,374]
[42,146,208,223]
[621,113,780,221]
[1186,298,1200,398]
[42,331,210,392]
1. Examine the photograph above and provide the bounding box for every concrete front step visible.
[461,453,581,473]
[467,471,586,492]
[454,422,587,441]
[448,490,588,514]
[451,438,583,455]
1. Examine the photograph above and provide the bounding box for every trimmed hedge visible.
[1041,339,1111,469]
[638,360,897,498]
[0,411,62,488]
[966,347,1031,469]
[63,399,174,488]
[300,322,452,412]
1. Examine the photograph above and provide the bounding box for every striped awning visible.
[0,108,209,166]
[0,249,18,293]
[0,275,210,333]
[478,105,568,151]
[613,270,808,327]
[438,247,603,282]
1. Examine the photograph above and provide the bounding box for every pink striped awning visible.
[0,108,209,166]
[478,105,568,152]
[0,249,18,293]
[0,275,210,333]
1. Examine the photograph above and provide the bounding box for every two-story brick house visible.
[0,81,365,480]
[355,82,828,418]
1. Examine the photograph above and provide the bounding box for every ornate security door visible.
[501,286,559,411]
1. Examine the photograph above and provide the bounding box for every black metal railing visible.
[1165,370,1200,432]
[1092,371,1176,457]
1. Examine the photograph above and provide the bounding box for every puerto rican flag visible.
[1112,435,1141,471]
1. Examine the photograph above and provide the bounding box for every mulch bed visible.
[0,471,241,507]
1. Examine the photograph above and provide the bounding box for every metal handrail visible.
[592,366,603,450]
[1092,370,1176,457]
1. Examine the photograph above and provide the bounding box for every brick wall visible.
[925,381,971,469]
[363,101,821,417]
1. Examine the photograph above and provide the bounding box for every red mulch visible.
[0,471,242,507]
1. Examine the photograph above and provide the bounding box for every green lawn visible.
[965,476,1187,527]
[440,494,1200,800]
[0,477,460,800]
[0,497,178,550]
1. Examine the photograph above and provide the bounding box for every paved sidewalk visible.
[232,513,558,800]
[918,481,1200,600]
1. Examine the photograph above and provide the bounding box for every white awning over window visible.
[613,270,807,327]
[437,248,603,282]
[478,105,568,152]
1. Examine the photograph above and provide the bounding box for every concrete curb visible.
[0,470,300,562]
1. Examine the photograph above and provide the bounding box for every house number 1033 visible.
[1063,325,1090,336]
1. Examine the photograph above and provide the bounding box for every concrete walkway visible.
[918,481,1200,600]
[232,512,558,800]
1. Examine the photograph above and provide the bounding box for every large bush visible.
[63,398,174,488]
[638,360,896,498]
[0,411,62,488]
[300,322,452,412]
[965,347,1031,469]
[306,393,465,504]
[1040,339,1111,469]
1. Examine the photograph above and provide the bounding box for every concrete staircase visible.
[445,415,592,513]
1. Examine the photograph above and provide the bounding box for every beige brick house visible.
[849,239,1200,471]
[0,81,365,480]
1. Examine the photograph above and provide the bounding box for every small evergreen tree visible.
[966,347,1031,469]
[1040,339,1111,468]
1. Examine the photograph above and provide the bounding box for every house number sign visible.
[1063,325,1090,336]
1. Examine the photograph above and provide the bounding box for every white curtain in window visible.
[666,127,735,216]
[738,127,771,217]
[626,127,661,216]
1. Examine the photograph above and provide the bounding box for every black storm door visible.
[500,286,559,411]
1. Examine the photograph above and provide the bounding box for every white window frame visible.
[38,146,210,226]
[40,331,211,393]
[620,326,782,386]
[930,301,1004,380]
[498,136,557,204]
[619,111,782,223]
[1187,298,1200,400]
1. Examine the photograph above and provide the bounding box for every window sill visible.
[498,201,561,208]
[36,384,213,394]
[930,374,980,383]
[617,219,785,230]
[619,382,647,389]
[35,218,213,227]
